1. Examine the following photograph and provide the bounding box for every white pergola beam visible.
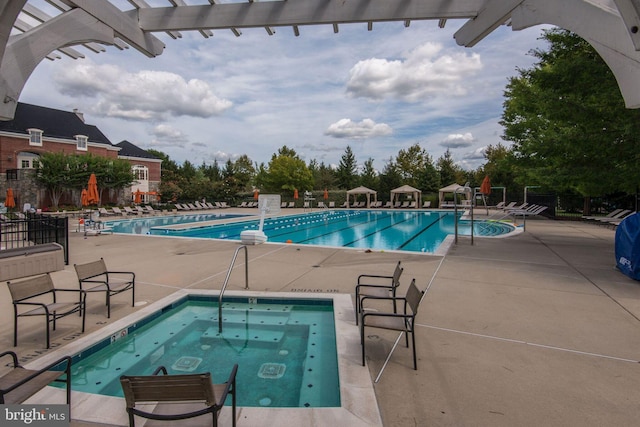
[454,0,524,47]
[134,0,483,32]
[613,0,640,49]
[61,0,164,57]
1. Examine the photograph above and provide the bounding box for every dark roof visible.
[115,140,160,160]
[0,102,112,146]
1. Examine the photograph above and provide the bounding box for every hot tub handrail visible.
[219,244,249,333]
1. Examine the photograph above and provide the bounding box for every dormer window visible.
[28,128,43,146]
[75,135,88,151]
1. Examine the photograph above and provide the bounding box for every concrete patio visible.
[1,209,639,426]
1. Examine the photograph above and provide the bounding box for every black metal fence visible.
[0,214,69,264]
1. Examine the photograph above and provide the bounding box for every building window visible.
[75,135,88,151]
[132,165,148,181]
[17,152,39,169]
[28,128,43,146]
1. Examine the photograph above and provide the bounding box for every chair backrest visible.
[405,279,424,315]
[392,261,403,287]
[74,258,107,281]
[120,372,216,408]
[7,274,55,302]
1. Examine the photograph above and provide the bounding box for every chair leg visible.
[360,323,366,366]
[106,292,111,318]
[411,330,417,370]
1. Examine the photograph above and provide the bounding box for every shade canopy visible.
[346,186,377,208]
[438,183,470,206]
[390,185,421,209]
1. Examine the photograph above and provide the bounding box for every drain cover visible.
[171,356,202,372]
[258,363,286,379]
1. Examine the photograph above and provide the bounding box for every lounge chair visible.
[422,201,431,208]
[135,206,149,215]
[175,203,189,211]
[0,351,72,405]
[597,210,634,224]
[206,202,218,209]
[287,202,295,208]
[187,203,200,210]
[317,201,326,208]
[219,201,230,208]
[360,278,424,370]
[120,364,238,427]
[281,202,287,208]
[303,201,310,209]
[383,201,392,208]
[111,207,125,216]
[340,201,348,208]
[98,207,115,217]
[123,206,139,215]
[74,258,135,318]
[355,261,403,325]
[328,201,335,208]
[400,201,409,208]
[408,201,416,208]
[583,208,623,221]
[237,201,248,208]
[7,273,87,349]
[144,205,158,215]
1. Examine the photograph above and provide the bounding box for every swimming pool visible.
[107,212,251,234]
[61,296,339,408]
[146,210,515,253]
[34,291,381,426]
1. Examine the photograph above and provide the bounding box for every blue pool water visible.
[62,296,340,408]
[146,210,514,253]
[107,212,250,234]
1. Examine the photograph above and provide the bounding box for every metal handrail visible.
[219,245,249,333]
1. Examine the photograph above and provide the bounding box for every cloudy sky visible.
[19,1,550,171]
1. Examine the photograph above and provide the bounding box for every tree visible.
[335,146,358,189]
[34,152,71,208]
[436,149,464,186]
[501,28,640,206]
[259,146,313,194]
[360,158,379,190]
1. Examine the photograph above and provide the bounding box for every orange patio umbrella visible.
[81,188,89,206]
[480,175,491,195]
[87,173,99,205]
[5,188,15,209]
[323,189,329,200]
[293,189,298,200]
[134,189,142,204]
[253,189,259,200]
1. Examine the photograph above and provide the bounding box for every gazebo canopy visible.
[439,183,470,206]
[346,186,377,208]
[390,185,421,209]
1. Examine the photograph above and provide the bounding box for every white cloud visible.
[52,60,232,121]
[325,118,393,139]
[346,42,482,102]
[440,132,476,148]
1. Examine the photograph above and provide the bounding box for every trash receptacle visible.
[615,212,640,280]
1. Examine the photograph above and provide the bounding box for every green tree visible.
[259,146,314,194]
[501,28,640,209]
[360,158,379,190]
[436,149,464,186]
[34,152,71,208]
[335,146,358,189]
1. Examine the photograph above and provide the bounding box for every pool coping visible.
[23,290,383,426]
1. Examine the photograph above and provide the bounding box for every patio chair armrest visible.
[218,364,238,405]
[356,283,395,291]
[0,356,72,396]
[106,271,135,280]
[357,274,393,285]
[362,311,413,320]
[0,351,20,368]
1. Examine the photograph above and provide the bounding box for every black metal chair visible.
[355,261,403,325]
[7,273,86,349]
[120,364,238,427]
[74,258,135,318]
[360,278,424,370]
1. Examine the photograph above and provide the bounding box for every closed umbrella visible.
[323,189,329,200]
[253,189,259,200]
[81,189,89,206]
[5,188,15,209]
[480,175,491,195]
[293,189,298,200]
[87,173,99,205]
[134,189,142,204]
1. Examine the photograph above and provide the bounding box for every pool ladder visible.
[219,245,249,333]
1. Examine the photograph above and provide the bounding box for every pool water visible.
[63,297,340,408]
[107,213,250,234]
[148,210,514,253]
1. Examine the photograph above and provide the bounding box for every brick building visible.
[0,103,160,210]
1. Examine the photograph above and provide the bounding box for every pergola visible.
[2,1,640,121]
[390,185,421,209]
[346,186,377,208]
